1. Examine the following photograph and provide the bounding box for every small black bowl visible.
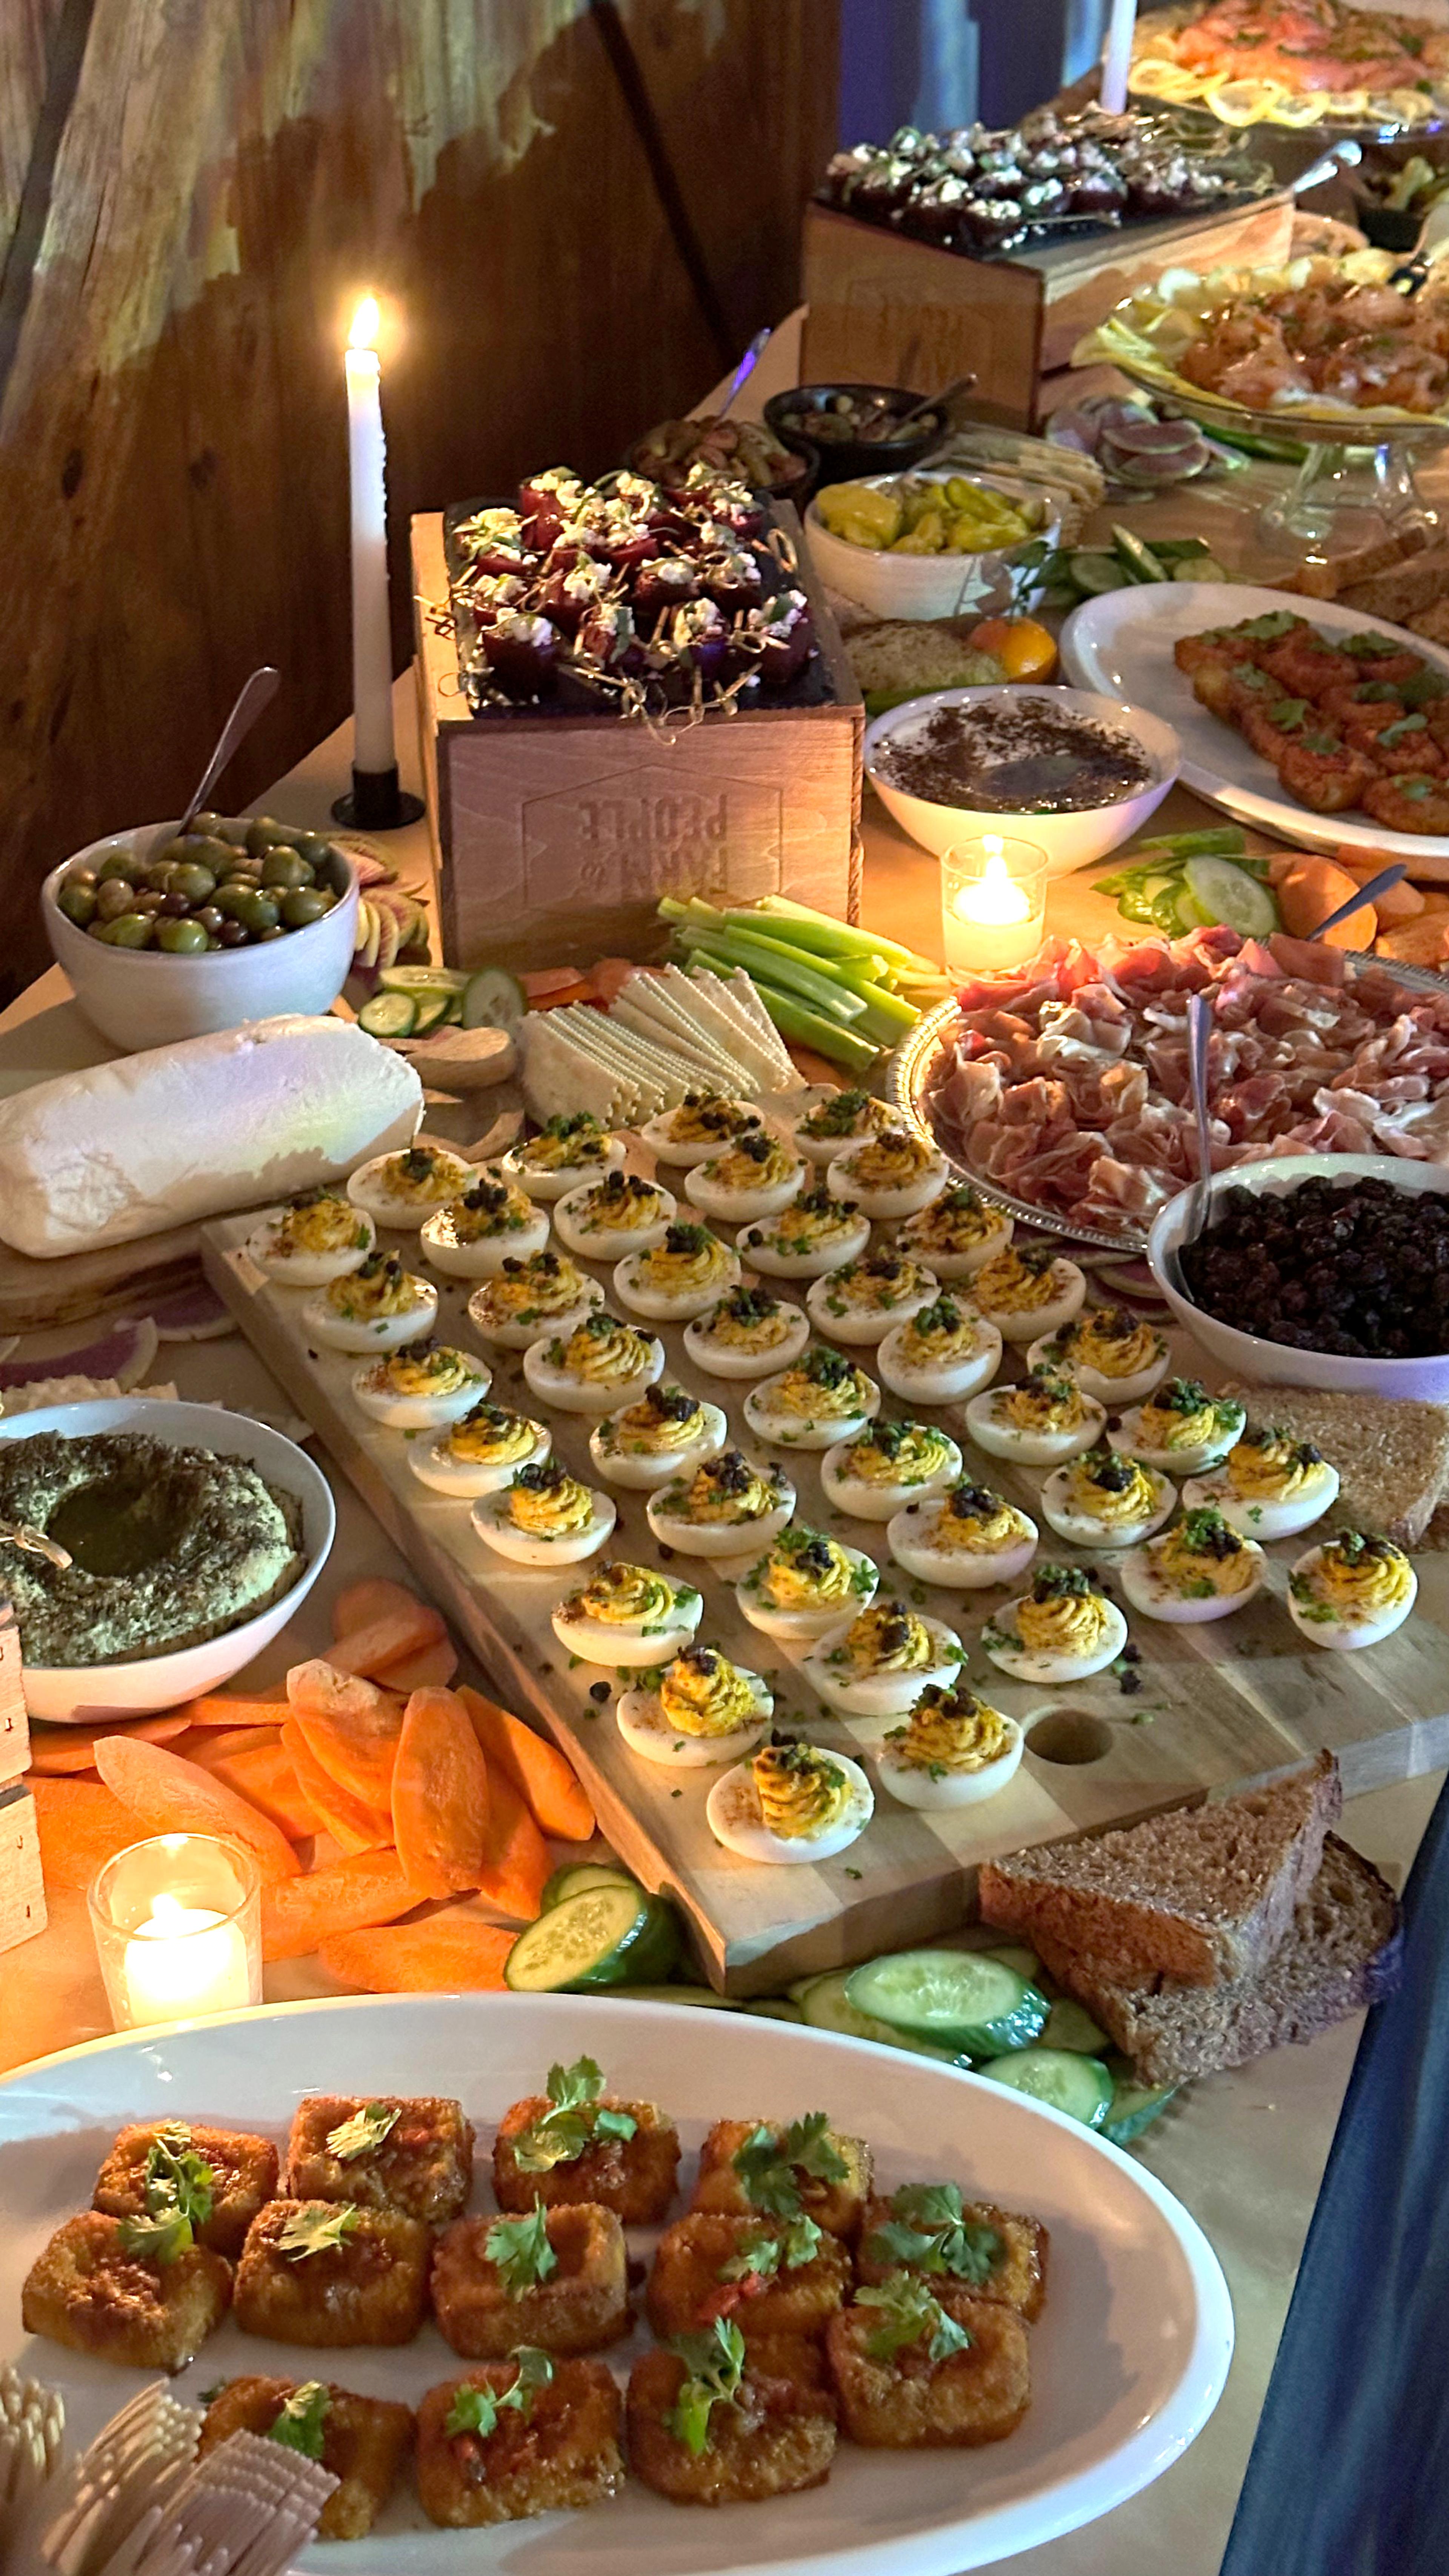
[764,383,943,491]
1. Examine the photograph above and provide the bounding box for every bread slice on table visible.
[1030,1836,1401,2088]
[1218,1384,1449,1551]
[978,1753,1341,1989]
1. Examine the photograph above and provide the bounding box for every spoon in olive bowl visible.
[151,664,280,860]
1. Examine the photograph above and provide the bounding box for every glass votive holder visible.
[940,836,1049,978]
[88,1833,263,2032]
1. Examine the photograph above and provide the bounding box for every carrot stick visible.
[391,1687,492,1900]
[331,1577,443,1640]
[467,1752,550,1923]
[330,1605,447,1682]
[281,1720,392,1854]
[261,1850,417,1962]
[319,1914,514,1994]
[196,1741,318,1844]
[458,1685,594,1843]
[94,1736,301,1881]
[373,1635,459,1693]
[31,1777,145,1889]
[286,1661,404,1809]
[189,1724,283,1763]
[172,1696,291,1729]
[27,1714,192,1776]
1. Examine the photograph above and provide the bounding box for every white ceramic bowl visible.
[43,822,358,1053]
[864,686,1179,878]
[1149,1152,1449,1401]
[804,470,1061,621]
[0,1396,335,1721]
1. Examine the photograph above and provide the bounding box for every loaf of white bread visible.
[0,1014,423,1259]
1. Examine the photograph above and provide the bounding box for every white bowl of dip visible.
[864,686,1180,877]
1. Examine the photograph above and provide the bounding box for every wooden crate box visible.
[411,512,863,975]
[0,1601,45,1957]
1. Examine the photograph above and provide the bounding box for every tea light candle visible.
[124,1894,251,2027]
[88,1833,263,2033]
[941,836,1048,976]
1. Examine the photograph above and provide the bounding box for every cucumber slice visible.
[1151,884,1189,936]
[846,1950,1049,2057]
[357,991,417,1039]
[984,1944,1046,1988]
[1041,1997,1111,2055]
[623,1985,743,2009]
[1112,525,1170,584]
[1174,557,1227,582]
[377,964,471,993]
[409,990,454,1037]
[978,2048,1114,2128]
[505,1885,678,1992]
[1149,537,1215,561]
[1102,2068,1181,2146]
[462,966,527,1038]
[800,1970,966,2063]
[1070,551,1134,596]
[541,1862,640,1912]
[1182,854,1278,939]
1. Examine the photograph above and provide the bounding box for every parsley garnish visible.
[325,2102,400,2163]
[666,2317,747,2455]
[731,2112,848,2218]
[268,2382,330,2460]
[445,2347,554,2440]
[116,2207,195,2266]
[856,2271,972,2364]
[485,2202,558,2294]
[718,2213,822,2284]
[513,2058,637,2173]
[865,2183,1002,2285]
[277,2205,360,2262]
[142,2124,214,2231]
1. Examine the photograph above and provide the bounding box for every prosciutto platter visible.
[916,923,1449,1247]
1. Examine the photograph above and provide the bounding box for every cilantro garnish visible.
[117,2207,195,2267]
[731,2112,847,2218]
[666,2317,747,2456]
[277,2205,360,2262]
[485,2202,558,2295]
[325,2102,400,2163]
[865,2183,1002,2286]
[268,2382,330,2460]
[512,2058,637,2173]
[717,2213,823,2284]
[445,2347,554,2440]
[142,2124,215,2231]
[856,2271,972,2364]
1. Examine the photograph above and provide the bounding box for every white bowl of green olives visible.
[44,813,359,1052]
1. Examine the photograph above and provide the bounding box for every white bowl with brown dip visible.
[865,685,1180,875]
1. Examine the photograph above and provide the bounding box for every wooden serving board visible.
[202,1192,1449,1993]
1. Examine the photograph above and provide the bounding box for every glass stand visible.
[1258,438,1443,560]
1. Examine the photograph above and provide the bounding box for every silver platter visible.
[888,952,1449,1259]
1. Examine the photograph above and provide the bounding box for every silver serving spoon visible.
[881,372,977,438]
[1175,987,1215,1287]
[1309,860,1407,943]
[154,665,280,857]
[719,329,772,418]
[0,1519,71,1570]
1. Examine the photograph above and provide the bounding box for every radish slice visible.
[1102,417,1204,455]
[0,1315,159,1390]
[149,1281,237,1341]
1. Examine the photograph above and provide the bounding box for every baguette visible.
[1217,1384,1449,1550]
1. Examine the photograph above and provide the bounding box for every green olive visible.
[169,862,217,907]
[245,815,292,857]
[256,924,286,941]
[186,834,240,875]
[155,915,211,954]
[95,878,138,922]
[68,866,98,889]
[96,851,140,884]
[279,886,329,928]
[101,912,156,948]
[213,883,258,921]
[231,890,281,935]
[191,811,242,841]
[261,848,313,890]
[311,887,338,914]
[57,880,98,928]
[297,834,335,873]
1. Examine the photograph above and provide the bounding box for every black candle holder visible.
[332,765,425,832]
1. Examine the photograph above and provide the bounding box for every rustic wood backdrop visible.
[0,0,838,1001]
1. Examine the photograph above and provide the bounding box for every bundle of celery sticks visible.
[657,894,950,1073]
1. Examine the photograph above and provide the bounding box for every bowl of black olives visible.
[43,814,359,1051]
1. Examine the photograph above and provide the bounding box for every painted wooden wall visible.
[0,0,838,999]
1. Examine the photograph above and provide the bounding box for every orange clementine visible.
[968,616,1058,681]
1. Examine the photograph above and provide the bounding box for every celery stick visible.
[674,937,863,1026]
[745,986,881,1072]
[675,922,869,1020]
[848,980,920,1038]
[751,895,921,968]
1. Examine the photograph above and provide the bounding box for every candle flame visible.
[955,849,1033,928]
[348,296,381,353]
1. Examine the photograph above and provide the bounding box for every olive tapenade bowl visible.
[1149,1153,1449,1403]
[0,1397,335,1722]
[864,686,1179,875]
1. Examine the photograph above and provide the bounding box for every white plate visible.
[0,1993,1232,2576]
[1061,580,1449,865]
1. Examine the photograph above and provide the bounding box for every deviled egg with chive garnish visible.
[1286,1529,1417,1650]
[251,1189,375,1289]
[826,1127,949,1221]
[734,1525,878,1644]
[500,1113,625,1202]
[888,1480,1038,1591]
[793,1087,893,1166]
[1111,1378,1245,1477]
[522,1310,665,1415]
[645,1448,795,1561]
[706,1737,873,1865]
[1119,1506,1265,1625]
[473,1458,616,1568]
[1040,1446,1175,1548]
[801,1600,964,1719]
[466,1251,603,1350]
[350,1340,492,1429]
[743,1345,880,1450]
[588,1383,728,1489]
[550,1559,703,1667]
[819,1417,962,1523]
[683,1129,807,1225]
[640,1094,767,1170]
[894,1183,1012,1280]
[1028,1306,1169,1407]
[347,1143,478,1230]
[736,1189,871,1281]
[969,1242,1086,1346]
[982,1564,1128,1683]
[617,1645,773,1767]
[682,1285,810,1381]
[408,1400,550,1498]
[612,1222,740,1322]
[877,1684,1024,1810]
[1183,1424,1340,1542]
[877,1295,1002,1405]
[420,1177,549,1278]
[553,1170,676,1259]
[805,1251,938,1348]
[303,1253,438,1353]
[964,1367,1105,1467]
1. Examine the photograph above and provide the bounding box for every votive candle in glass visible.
[941,835,1048,977]
[88,1833,262,2032]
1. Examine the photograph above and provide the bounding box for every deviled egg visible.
[467,1250,603,1350]
[706,1738,873,1866]
[551,1559,703,1667]
[964,1367,1105,1467]
[806,1251,938,1348]
[1111,1378,1246,1478]
[613,1222,740,1322]
[420,1178,549,1278]
[819,1417,963,1523]
[1119,1506,1265,1625]
[826,1127,949,1221]
[554,1170,676,1259]
[408,1400,551,1497]
[500,1112,625,1202]
[645,1448,795,1561]
[351,1340,491,1429]
[888,1480,1038,1591]
[794,1087,893,1166]
[303,1253,438,1354]
[1287,1529,1417,1650]
[801,1600,964,1719]
[878,1295,1002,1405]
[683,1285,810,1382]
[982,1564,1128,1683]
[347,1143,477,1230]
[743,1345,880,1450]
[877,1685,1024,1810]
[736,1189,871,1281]
[251,1189,375,1289]
[683,1130,806,1224]
[618,1646,772,1767]
[970,1242,1086,1346]
[1028,1306,1170,1408]
[1184,1423,1340,1543]
[734,1526,878,1644]
[522,1310,665,1415]
[588,1383,728,1489]
[473,1458,616,1568]
[894,1183,1012,1281]
[640,1094,767,1170]
[1041,1446,1175,1548]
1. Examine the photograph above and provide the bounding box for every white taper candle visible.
[1101,0,1138,115]
[345,297,397,775]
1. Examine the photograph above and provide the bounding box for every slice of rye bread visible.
[1217,1384,1449,1550]
[1030,1835,1401,2088]
[977,1752,1340,1987]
